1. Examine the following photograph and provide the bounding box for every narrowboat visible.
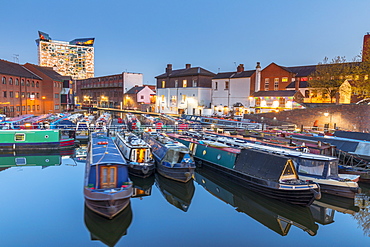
[195,167,318,236]
[114,131,155,178]
[142,132,195,183]
[0,129,74,150]
[168,133,320,206]
[75,121,90,144]
[84,203,132,247]
[155,173,195,212]
[177,131,361,199]
[84,132,133,219]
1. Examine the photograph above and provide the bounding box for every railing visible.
[334,149,370,169]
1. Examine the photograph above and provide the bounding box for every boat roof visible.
[90,132,126,165]
[116,132,150,148]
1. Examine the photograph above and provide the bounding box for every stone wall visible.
[244,104,370,132]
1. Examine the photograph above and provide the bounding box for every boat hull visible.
[128,162,156,178]
[84,188,132,219]
[156,162,194,183]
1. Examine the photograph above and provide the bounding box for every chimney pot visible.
[237,64,244,73]
[166,64,172,75]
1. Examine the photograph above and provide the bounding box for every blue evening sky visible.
[1,0,370,84]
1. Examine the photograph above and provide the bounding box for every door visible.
[100,166,117,188]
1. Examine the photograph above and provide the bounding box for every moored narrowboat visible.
[169,133,321,206]
[114,131,155,178]
[0,129,74,150]
[142,132,195,183]
[84,132,133,219]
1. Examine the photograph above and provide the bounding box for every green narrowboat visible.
[0,129,75,150]
[168,133,321,206]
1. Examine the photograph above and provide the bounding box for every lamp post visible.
[42,96,46,114]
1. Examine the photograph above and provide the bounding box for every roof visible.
[25,63,70,81]
[280,65,317,77]
[252,90,299,97]
[126,86,145,94]
[0,60,42,79]
[286,81,309,89]
[156,67,216,79]
[334,131,370,141]
[213,70,255,79]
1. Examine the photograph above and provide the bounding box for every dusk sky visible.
[1,0,370,84]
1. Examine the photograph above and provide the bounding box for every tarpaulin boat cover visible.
[334,131,370,141]
[234,148,289,182]
[291,135,359,152]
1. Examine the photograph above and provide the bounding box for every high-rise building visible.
[36,31,95,80]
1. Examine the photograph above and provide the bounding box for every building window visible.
[192,80,197,87]
[2,77,6,84]
[183,80,187,87]
[214,81,218,90]
[36,82,39,88]
[21,92,25,98]
[3,91,7,97]
[175,80,178,88]
[27,105,30,111]
[26,80,30,87]
[140,95,144,100]
[55,93,59,99]
[264,78,269,91]
[181,94,187,102]
[37,105,40,110]
[32,81,35,87]
[256,98,261,106]
[9,91,13,98]
[9,78,13,85]
[282,77,288,82]
[16,106,20,112]
[15,92,19,98]
[22,106,25,111]
[27,93,30,98]
[305,90,309,98]
[15,79,19,85]
[225,81,229,90]
[274,78,279,91]
[279,97,285,105]
[162,81,165,88]
[21,79,24,86]
[36,93,39,98]
[10,106,14,112]
[55,105,60,110]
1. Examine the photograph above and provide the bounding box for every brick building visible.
[23,63,73,113]
[76,72,143,109]
[0,60,43,117]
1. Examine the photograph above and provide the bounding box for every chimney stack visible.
[166,64,172,75]
[237,64,244,72]
[185,64,191,69]
[255,62,261,92]
[363,33,370,62]
[295,78,300,91]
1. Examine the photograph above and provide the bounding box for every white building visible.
[211,63,261,116]
[155,64,216,115]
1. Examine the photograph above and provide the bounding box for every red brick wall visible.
[245,105,370,132]
[260,63,294,91]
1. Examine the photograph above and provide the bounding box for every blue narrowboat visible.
[84,132,133,219]
[142,132,195,183]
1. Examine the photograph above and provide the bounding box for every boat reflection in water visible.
[0,150,68,170]
[155,173,195,212]
[194,167,319,236]
[353,183,370,236]
[84,203,133,247]
[310,193,360,225]
[130,174,155,198]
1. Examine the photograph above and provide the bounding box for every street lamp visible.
[42,96,46,114]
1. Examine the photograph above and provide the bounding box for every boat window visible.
[203,119,210,123]
[328,161,338,177]
[15,133,25,141]
[137,148,145,163]
[296,158,325,177]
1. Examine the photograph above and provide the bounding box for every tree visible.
[309,56,354,103]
